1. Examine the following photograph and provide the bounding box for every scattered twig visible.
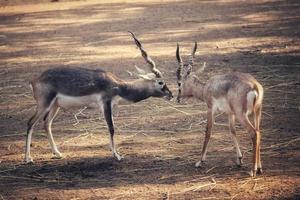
[0,165,20,174]
[61,128,92,146]
[196,119,207,126]
[0,175,73,183]
[209,183,217,191]
[262,111,272,118]
[163,101,206,115]
[122,132,139,139]
[238,178,252,188]
[215,112,225,118]
[167,105,193,116]
[283,92,288,108]
[0,133,25,138]
[72,107,87,126]
[181,178,217,192]
[214,122,228,127]
[261,66,283,78]
[0,85,22,91]
[230,193,239,200]
[118,161,193,174]
[253,186,269,192]
[262,137,300,151]
[8,92,31,98]
[242,149,252,158]
[206,166,217,174]
[268,89,298,95]
[183,174,216,184]
[266,81,298,90]
[252,181,257,190]
[16,106,35,115]
[117,129,175,134]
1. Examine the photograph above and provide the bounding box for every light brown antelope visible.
[176,42,264,177]
[25,32,173,164]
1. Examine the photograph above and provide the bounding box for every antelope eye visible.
[158,81,164,85]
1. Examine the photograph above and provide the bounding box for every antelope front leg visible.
[103,100,123,161]
[195,109,214,167]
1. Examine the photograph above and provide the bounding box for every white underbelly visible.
[56,93,103,109]
[212,97,232,114]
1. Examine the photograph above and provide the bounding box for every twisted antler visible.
[176,43,183,103]
[185,41,197,76]
[188,41,197,66]
[129,31,162,78]
[176,43,183,84]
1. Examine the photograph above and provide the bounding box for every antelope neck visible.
[117,80,153,102]
[191,76,205,101]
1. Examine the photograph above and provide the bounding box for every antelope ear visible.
[139,73,156,80]
[126,68,144,79]
[192,74,200,81]
[195,62,207,75]
[127,65,147,78]
[127,69,156,80]
[186,64,193,75]
[126,70,134,77]
[134,65,146,75]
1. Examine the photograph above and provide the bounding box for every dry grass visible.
[0,0,299,199]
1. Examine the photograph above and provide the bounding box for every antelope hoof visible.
[250,170,257,177]
[195,160,205,168]
[25,157,34,164]
[257,168,263,175]
[114,153,123,161]
[52,151,63,159]
[236,157,243,167]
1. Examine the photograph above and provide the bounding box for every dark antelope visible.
[176,42,264,177]
[25,32,173,163]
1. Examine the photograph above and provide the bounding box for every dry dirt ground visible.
[0,0,300,199]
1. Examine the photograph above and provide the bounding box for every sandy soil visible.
[0,0,299,199]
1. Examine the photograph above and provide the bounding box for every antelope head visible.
[176,42,206,102]
[128,31,173,100]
